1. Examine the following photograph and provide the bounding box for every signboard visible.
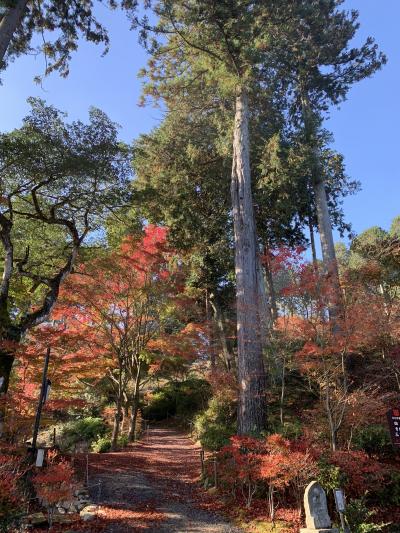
[36,448,45,467]
[334,489,345,512]
[387,408,400,446]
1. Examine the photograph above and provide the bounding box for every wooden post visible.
[31,347,51,458]
[200,449,205,476]
[213,455,218,488]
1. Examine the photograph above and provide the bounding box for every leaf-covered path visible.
[87,427,244,532]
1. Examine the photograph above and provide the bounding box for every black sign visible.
[387,409,400,446]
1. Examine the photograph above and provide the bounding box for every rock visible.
[80,505,98,521]
[52,513,77,525]
[57,507,66,514]
[26,512,47,526]
[76,501,88,511]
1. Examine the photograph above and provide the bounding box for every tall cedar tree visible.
[131,0,293,434]
[0,99,131,424]
[275,0,386,315]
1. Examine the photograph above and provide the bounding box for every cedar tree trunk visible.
[231,88,267,435]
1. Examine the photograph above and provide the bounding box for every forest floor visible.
[82,426,245,533]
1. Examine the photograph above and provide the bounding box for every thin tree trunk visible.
[111,397,122,450]
[210,300,233,371]
[231,88,267,435]
[128,364,141,442]
[122,395,129,433]
[279,352,286,426]
[325,384,337,451]
[205,289,216,370]
[263,247,278,323]
[0,0,28,67]
[257,254,272,345]
[128,398,139,442]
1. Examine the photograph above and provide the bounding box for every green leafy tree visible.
[0,98,131,407]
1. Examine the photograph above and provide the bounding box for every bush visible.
[353,425,395,458]
[59,417,108,451]
[279,420,303,441]
[194,396,236,451]
[376,471,400,507]
[143,378,211,421]
[117,434,129,448]
[92,436,112,453]
[0,454,25,532]
[344,498,387,532]
[317,458,346,493]
[143,390,175,421]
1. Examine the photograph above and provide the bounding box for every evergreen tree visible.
[130,0,292,433]
[0,0,119,76]
[275,0,386,312]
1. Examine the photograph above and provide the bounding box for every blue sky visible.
[0,0,398,241]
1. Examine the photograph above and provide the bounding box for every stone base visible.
[300,529,339,533]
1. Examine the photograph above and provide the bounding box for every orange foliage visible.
[33,450,77,507]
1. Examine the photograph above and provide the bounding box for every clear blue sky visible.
[0,0,398,241]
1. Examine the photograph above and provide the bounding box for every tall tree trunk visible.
[308,218,318,268]
[313,177,342,318]
[231,88,267,435]
[0,348,14,396]
[301,92,342,319]
[0,0,28,67]
[0,325,21,436]
[0,350,13,436]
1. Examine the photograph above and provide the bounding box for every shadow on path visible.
[87,427,243,533]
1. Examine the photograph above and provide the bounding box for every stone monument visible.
[300,481,339,533]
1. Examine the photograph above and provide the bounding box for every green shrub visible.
[344,498,387,532]
[59,417,107,451]
[376,471,400,507]
[143,390,175,421]
[279,420,303,440]
[193,396,236,451]
[143,378,211,421]
[117,434,129,448]
[353,425,394,458]
[317,458,346,493]
[92,436,112,453]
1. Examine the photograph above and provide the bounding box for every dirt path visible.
[87,427,244,533]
